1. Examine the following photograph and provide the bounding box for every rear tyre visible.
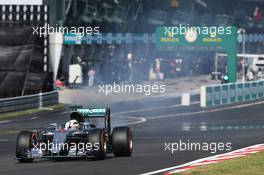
[87,129,105,160]
[112,127,133,157]
[16,131,35,163]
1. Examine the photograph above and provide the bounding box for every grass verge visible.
[174,151,264,175]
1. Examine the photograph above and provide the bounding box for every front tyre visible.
[112,127,133,157]
[16,131,35,163]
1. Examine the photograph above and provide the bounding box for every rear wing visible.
[70,106,110,117]
[70,106,111,134]
[76,108,109,117]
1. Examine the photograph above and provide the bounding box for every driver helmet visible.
[65,119,80,130]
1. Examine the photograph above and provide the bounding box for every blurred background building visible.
[0,0,264,97]
[0,0,51,98]
[56,0,264,86]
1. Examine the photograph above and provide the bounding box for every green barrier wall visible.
[200,81,264,107]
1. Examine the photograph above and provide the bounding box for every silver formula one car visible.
[16,107,133,162]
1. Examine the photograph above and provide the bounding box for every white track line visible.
[147,100,264,120]
[113,116,147,125]
[140,143,264,175]
[0,120,11,124]
[113,99,264,126]
[113,101,200,116]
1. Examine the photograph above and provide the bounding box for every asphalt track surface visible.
[1,97,264,175]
